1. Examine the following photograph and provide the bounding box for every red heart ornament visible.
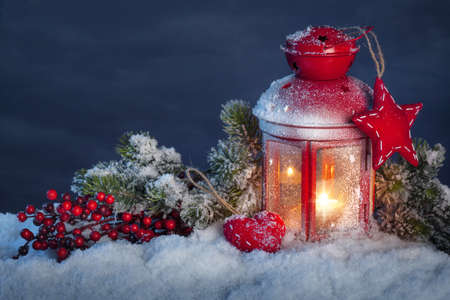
[223,211,286,253]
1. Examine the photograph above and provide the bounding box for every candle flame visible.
[316,193,339,212]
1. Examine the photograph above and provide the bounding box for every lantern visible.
[253,26,375,240]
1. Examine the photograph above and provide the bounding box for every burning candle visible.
[316,192,339,214]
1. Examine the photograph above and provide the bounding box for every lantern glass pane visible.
[266,141,302,232]
[315,144,361,233]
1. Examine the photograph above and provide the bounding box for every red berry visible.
[90,231,101,241]
[105,194,115,205]
[62,193,71,202]
[73,228,82,235]
[143,230,155,242]
[71,205,82,216]
[91,213,102,222]
[57,205,66,215]
[56,222,66,233]
[99,205,108,216]
[46,189,58,201]
[87,200,97,211]
[62,201,72,211]
[45,203,54,213]
[171,210,180,218]
[164,219,176,230]
[57,247,69,260]
[142,217,152,227]
[76,196,84,205]
[101,223,111,231]
[20,229,34,241]
[17,212,27,222]
[60,212,70,222]
[130,223,139,233]
[74,236,85,247]
[48,239,58,249]
[108,230,119,240]
[39,227,49,235]
[96,192,106,202]
[35,212,45,223]
[122,212,132,223]
[32,240,42,250]
[83,208,91,215]
[154,221,163,229]
[56,232,65,239]
[183,227,193,235]
[137,228,145,239]
[104,208,113,217]
[121,224,131,234]
[40,241,49,250]
[43,218,54,227]
[25,204,36,215]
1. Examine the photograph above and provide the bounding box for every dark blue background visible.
[1,0,449,212]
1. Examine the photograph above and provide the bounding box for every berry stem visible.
[77,218,116,232]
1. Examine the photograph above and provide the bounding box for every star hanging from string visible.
[352,77,423,170]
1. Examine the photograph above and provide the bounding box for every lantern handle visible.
[185,167,241,215]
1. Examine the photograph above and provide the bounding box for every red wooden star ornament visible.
[352,77,423,170]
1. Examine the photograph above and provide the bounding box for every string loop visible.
[185,168,240,215]
[341,26,385,78]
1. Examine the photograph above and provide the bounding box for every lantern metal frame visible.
[261,129,375,241]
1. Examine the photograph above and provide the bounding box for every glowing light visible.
[316,193,339,213]
[287,167,294,176]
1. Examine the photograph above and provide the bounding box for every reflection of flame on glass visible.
[279,165,302,231]
[322,163,334,180]
[281,166,301,184]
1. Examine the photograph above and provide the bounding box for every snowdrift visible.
[0,213,449,300]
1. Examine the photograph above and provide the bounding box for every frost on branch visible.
[71,101,263,229]
[71,132,184,212]
[116,132,182,175]
[375,138,450,253]
[145,174,188,214]
[206,100,262,217]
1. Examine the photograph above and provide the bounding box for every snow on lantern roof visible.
[283,25,359,56]
[253,74,372,127]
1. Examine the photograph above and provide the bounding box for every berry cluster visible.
[14,190,192,262]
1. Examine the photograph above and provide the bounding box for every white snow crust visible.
[286,26,315,42]
[0,213,449,300]
[252,74,372,127]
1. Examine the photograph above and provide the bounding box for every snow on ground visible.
[0,213,449,300]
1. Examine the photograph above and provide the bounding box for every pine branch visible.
[116,132,137,161]
[375,138,450,254]
[220,100,262,155]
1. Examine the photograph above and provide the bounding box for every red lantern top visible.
[282,26,369,80]
[254,25,374,141]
